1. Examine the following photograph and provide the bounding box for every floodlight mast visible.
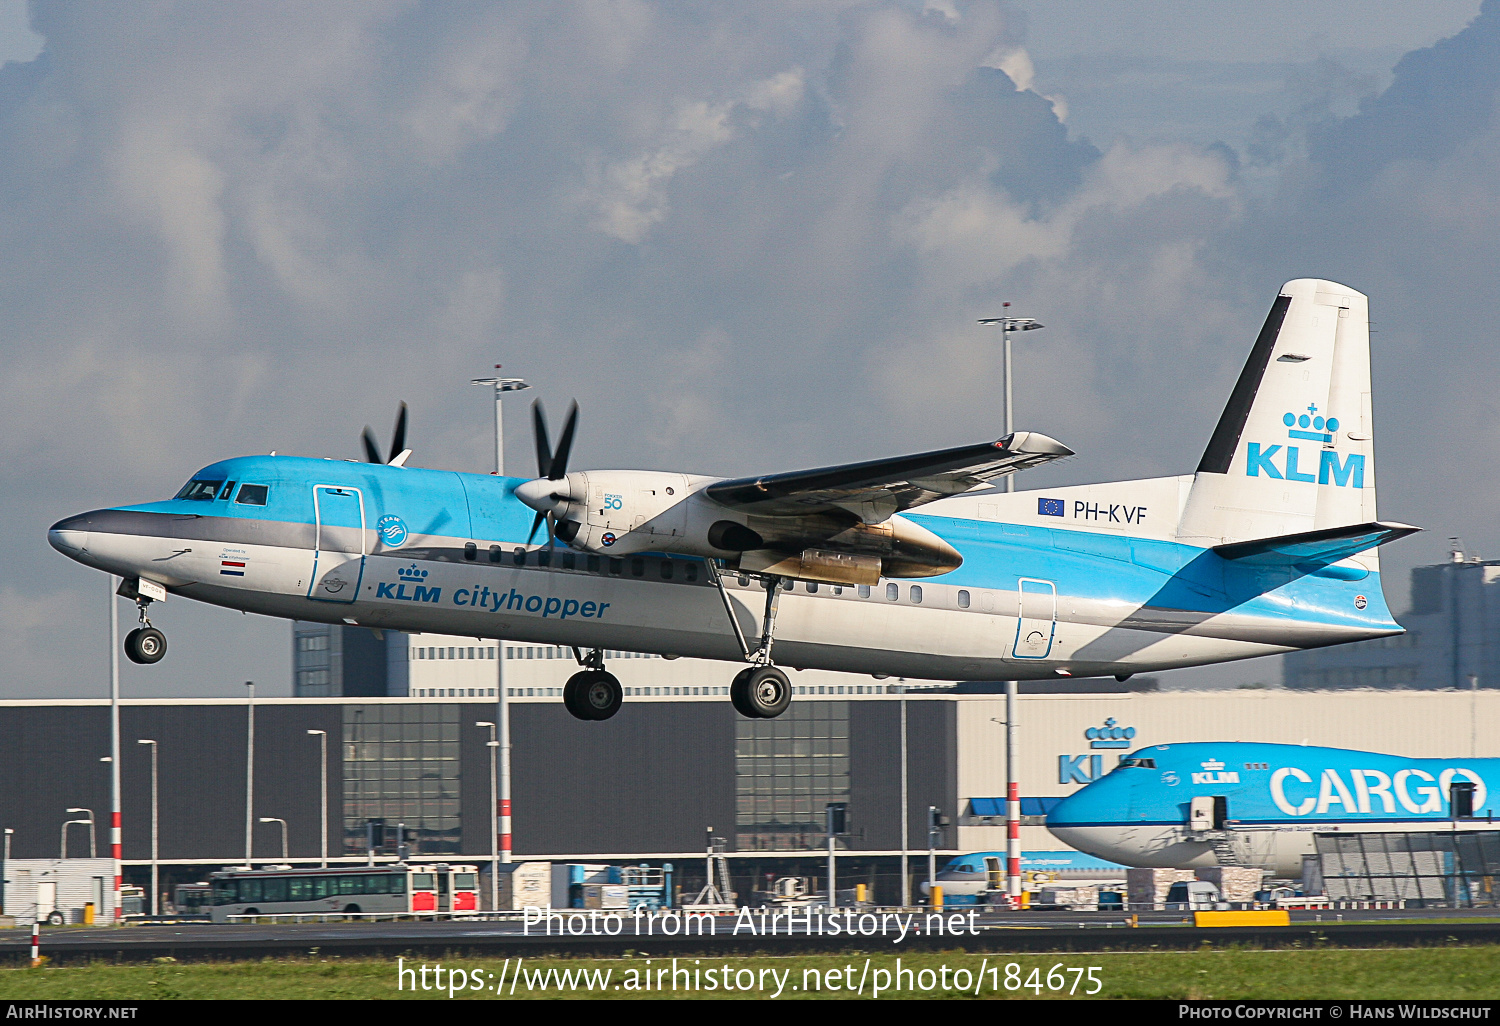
[979,306,1044,910]
[471,367,530,874]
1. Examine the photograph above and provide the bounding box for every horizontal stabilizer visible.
[1212,521,1419,567]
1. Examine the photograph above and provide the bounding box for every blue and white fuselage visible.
[1047,742,1499,877]
[47,456,1402,683]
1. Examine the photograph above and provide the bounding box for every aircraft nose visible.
[47,513,93,557]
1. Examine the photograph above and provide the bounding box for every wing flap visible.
[704,431,1073,519]
[1212,521,1419,567]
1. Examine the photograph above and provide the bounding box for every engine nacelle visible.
[551,470,962,580]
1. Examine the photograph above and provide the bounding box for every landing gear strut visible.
[563,647,621,721]
[123,596,166,665]
[707,561,793,719]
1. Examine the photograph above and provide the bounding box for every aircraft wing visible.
[703,431,1074,520]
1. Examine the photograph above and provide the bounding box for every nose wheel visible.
[124,626,167,664]
[563,668,622,721]
[123,595,167,664]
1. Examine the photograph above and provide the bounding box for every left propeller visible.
[362,402,412,466]
[515,398,579,549]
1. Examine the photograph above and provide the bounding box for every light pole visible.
[259,818,288,861]
[307,730,328,867]
[899,693,910,907]
[979,307,1043,908]
[476,722,499,909]
[244,681,255,868]
[471,366,528,868]
[136,740,158,916]
[107,576,122,919]
[2,827,12,915]
[64,809,95,859]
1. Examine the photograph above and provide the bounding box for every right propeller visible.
[515,398,579,550]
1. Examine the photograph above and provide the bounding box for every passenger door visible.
[1010,578,1057,658]
[309,485,366,604]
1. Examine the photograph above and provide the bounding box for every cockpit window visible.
[1117,757,1156,769]
[175,479,224,501]
[218,481,237,501]
[235,484,269,506]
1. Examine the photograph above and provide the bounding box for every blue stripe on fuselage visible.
[907,512,1399,633]
[112,455,1399,633]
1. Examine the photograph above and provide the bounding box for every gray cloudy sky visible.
[2,0,1493,698]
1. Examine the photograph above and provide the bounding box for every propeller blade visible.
[545,511,557,555]
[526,510,546,546]
[388,402,408,464]
[531,399,553,478]
[549,401,580,480]
[361,427,383,464]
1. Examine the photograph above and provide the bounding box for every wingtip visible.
[1002,431,1075,458]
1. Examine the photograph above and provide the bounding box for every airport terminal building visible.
[1,684,1496,904]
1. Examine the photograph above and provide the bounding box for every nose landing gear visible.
[123,594,167,665]
[563,648,621,721]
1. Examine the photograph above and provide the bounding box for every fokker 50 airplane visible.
[49,278,1415,721]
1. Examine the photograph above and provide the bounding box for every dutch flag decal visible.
[220,560,246,577]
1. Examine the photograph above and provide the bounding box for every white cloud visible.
[584,68,806,244]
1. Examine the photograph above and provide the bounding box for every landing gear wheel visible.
[733,666,792,719]
[124,627,167,665]
[564,670,622,721]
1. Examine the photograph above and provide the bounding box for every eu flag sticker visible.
[1037,498,1065,517]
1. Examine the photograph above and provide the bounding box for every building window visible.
[342,704,461,856]
[734,702,850,851]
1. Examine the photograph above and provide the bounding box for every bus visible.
[208,864,480,922]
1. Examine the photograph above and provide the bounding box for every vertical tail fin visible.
[1178,279,1378,548]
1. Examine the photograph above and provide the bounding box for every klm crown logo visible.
[397,564,428,582]
[1246,402,1365,488]
[1284,404,1339,444]
[1085,717,1135,749]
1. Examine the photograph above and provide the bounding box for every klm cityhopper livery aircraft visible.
[49,278,1415,721]
[1046,743,1498,877]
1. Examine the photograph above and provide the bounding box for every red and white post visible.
[108,578,122,921]
[30,920,39,966]
[1005,678,1022,907]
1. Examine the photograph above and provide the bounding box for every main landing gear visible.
[123,594,166,665]
[563,647,622,721]
[707,561,793,720]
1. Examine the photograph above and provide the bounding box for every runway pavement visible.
[5,906,1500,963]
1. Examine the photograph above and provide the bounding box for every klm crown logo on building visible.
[376,564,441,603]
[1245,404,1364,487]
[1060,718,1140,784]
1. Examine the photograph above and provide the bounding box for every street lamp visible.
[244,681,255,868]
[471,366,529,870]
[307,730,328,868]
[136,740,158,916]
[259,818,289,861]
[978,305,1043,908]
[2,827,12,915]
[63,809,95,859]
[476,722,499,910]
